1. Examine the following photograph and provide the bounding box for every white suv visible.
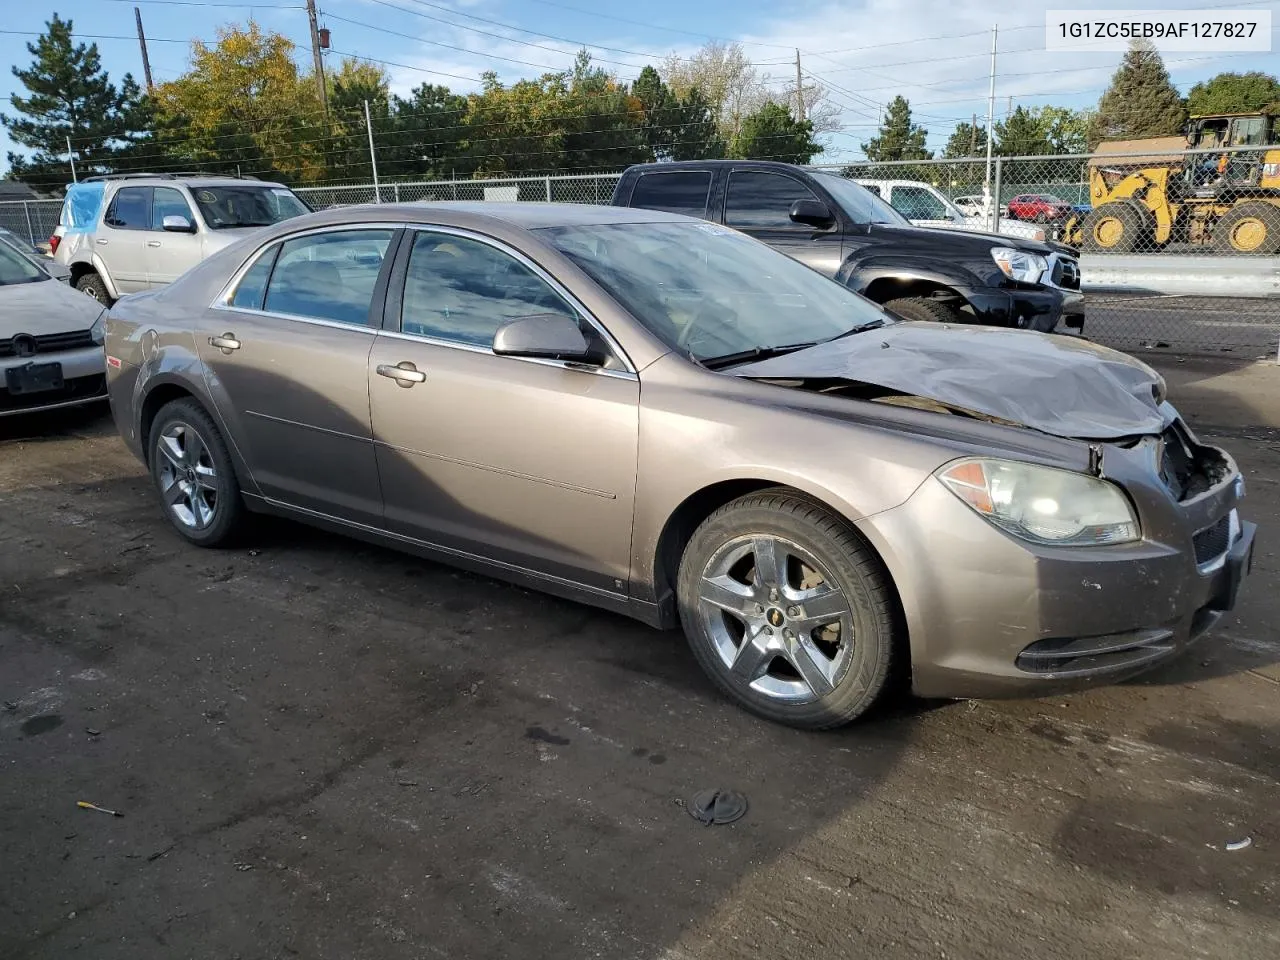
[52,174,310,304]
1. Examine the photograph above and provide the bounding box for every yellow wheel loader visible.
[1065,111,1280,255]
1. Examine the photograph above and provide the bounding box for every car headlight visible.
[90,310,105,346]
[938,458,1140,546]
[991,246,1047,284]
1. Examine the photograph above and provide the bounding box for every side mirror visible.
[162,214,195,233]
[492,314,596,362]
[789,198,835,229]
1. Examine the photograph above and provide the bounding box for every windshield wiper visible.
[700,342,819,371]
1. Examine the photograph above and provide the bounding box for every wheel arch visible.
[649,478,905,636]
[862,275,963,306]
[138,381,202,466]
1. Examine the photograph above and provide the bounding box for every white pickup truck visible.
[855,179,1044,241]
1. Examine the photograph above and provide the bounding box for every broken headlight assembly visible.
[937,458,1140,546]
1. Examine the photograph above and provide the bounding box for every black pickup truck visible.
[611,160,1085,334]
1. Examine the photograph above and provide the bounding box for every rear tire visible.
[676,490,899,729]
[149,398,245,547]
[75,272,113,306]
[1212,202,1280,255]
[883,296,964,324]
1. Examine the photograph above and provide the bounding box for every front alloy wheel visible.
[677,489,899,729]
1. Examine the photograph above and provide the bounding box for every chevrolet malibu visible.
[104,203,1254,729]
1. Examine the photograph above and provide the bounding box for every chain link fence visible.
[4,153,1276,361]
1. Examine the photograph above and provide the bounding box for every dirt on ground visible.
[1,356,1277,960]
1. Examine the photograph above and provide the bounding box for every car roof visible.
[96,176,290,190]
[853,178,941,189]
[625,159,806,174]
[286,201,697,231]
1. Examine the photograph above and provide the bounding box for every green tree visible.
[631,65,724,161]
[729,102,820,163]
[388,83,471,181]
[325,59,391,182]
[152,23,325,182]
[560,51,648,173]
[1089,40,1186,147]
[1,14,149,193]
[861,96,930,161]
[942,120,988,159]
[995,106,1053,155]
[1187,71,1280,116]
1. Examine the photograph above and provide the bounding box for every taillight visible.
[48,234,60,254]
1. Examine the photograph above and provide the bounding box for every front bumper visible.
[0,345,106,417]
[957,284,1085,334]
[857,439,1252,701]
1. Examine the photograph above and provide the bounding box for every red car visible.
[1006,194,1073,222]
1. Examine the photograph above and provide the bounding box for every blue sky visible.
[4,0,1279,175]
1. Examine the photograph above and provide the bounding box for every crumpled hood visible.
[733,322,1170,440]
[0,277,104,336]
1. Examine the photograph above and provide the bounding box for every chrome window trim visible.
[393,224,639,376]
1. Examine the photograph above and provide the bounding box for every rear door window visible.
[263,230,394,326]
[104,187,151,230]
[629,172,713,218]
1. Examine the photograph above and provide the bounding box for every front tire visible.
[883,296,964,324]
[149,398,245,547]
[1080,203,1149,253]
[676,490,899,729]
[75,272,113,306]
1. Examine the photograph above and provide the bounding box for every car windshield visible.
[0,238,47,285]
[190,185,311,229]
[810,173,908,225]
[540,221,889,363]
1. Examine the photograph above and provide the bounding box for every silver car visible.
[53,173,310,305]
[1,240,106,416]
[104,203,1254,729]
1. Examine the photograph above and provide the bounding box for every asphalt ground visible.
[1,356,1277,960]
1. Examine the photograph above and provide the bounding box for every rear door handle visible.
[376,362,426,387]
[146,240,161,248]
[209,333,241,353]
[96,238,108,245]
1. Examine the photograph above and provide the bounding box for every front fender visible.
[838,255,987,298]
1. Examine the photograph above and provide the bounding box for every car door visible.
[197,227,399,527]
[721,169,845,277]
[368,227,639,594]
[146,186,203,287]
[97,186,152,293]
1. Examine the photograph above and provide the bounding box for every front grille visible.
[0,329,95,358]
[1049,255,1081,290]
[1193,514,1232,565]
[0,373,106,412]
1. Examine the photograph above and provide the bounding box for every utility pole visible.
[794,49,805,122]
[1007,94,1013,117]
[305,0,329,119]
[364,100,380,202]
[984,23,997,223]
[66,136,77,182]
[134,7,154,91]
[969,113,977,156]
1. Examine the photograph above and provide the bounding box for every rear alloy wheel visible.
[883,296,964,324]
[149,398,244,546]
[677,490,899,729]
[1080,203,1149,253]
[75,272,113,306]
[1213,202,1280,255]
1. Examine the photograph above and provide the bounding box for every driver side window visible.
[400,231,592,351]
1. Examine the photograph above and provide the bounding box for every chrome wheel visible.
[697,534,854,703]
[155,421,219,531]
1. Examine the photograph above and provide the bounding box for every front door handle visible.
[147,240,161,248]
[376,361,427,387]
[96,238,108,245]
[209,333,241,354]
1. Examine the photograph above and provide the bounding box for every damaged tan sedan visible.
[104,204,1255,728]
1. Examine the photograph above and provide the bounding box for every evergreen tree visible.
[861,96,930,161]
[1,14,148,193]
[1187,72,1280,117]
[1089,40,1186,147]
[942,121,987,159]
[632,65,724,161]
[729,103,820,164]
